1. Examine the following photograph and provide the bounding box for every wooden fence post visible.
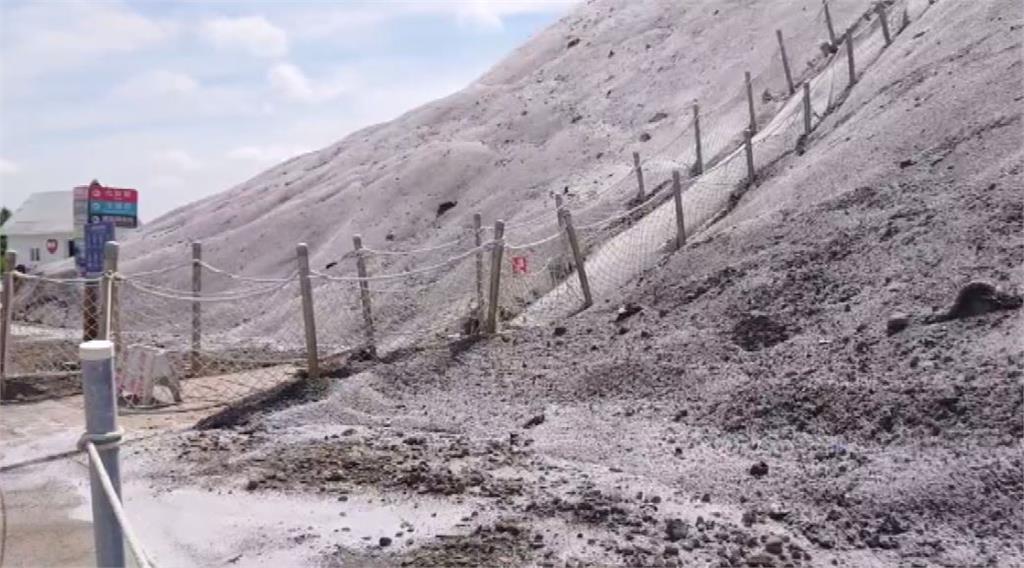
[744,128,756,187]
[485,221,505,334]
[672,170,686,251]
[776,30,795,95]
[803,82,812,136]
[296,243,319,379]
[473,213,484,323]
[100,241,119,344]
[560,207,593,309]
[692,103,704,176]
[876,4,892,46]
[745,71,757,134]
[1,250,16,394]
[191,242,201,376]
[352,235,376,357]
[632,151,646,201]
[823,0,837,48]
[84,277,100,342]
[846,25,857,87]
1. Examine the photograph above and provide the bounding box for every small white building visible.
[2,191,76,272]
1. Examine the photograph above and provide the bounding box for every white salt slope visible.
[121,0,871,282]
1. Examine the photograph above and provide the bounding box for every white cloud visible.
[113,70,199,99]
[227,145,311,164]
[267,62,347,103]
[200,16,288,58]
[1,2,176,81]
[0,158,20,175]
[153,149,202,171]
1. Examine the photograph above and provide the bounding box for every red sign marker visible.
[511,256,528,274]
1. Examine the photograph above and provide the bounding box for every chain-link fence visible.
[0,0,913,412]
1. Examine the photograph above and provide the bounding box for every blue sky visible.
[0,1,576,221]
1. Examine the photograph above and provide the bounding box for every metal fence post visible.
[776,29,795,95]
[672,170,686,251]
[1,250,16,396]
[80,339,125,568]
[560,208,593,309]
[745,71,757,134]
[296,243,319,379]
[846,25,857,87]
[803,82,813,136]
[352,235,376,357]
[692,103,704,176]
[485,221,505,334]
[744,128,756,187]
[632,151,646,201]
[100,242,119,346]
[823,0,837,48]
[191,242,202,376]
[877,4,892,46]
[473,213,484,325]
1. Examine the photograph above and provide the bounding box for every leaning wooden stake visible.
[190,241,202,376]
[485,221,505,334]
[823,0,838,48]
[745,71,757,134]
[0,251,15,395]
[877,4,892,46]
[473,213,484,322]
[296,243,320,379]
[352,235,376,357]
[776,30,795,95]
[744,128,756,187]
[560,207,593,309]
[632,151,646,201]
[692,103,704,175]
[846,25,857,87]
[672,170,686,251]
[803,82,812,136]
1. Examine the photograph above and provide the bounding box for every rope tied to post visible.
[77,426,125,452]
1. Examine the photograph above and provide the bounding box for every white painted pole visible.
[80,340,126,568]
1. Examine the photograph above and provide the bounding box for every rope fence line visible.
[0,0,916,413]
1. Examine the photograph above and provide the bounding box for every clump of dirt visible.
[730,314,791,351]
[1,372,80,403]
[393,521,535,567]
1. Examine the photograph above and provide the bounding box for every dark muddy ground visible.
[134,1,1022,566]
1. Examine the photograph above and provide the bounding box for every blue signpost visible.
[85,222,115,276]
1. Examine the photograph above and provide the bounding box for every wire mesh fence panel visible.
[6,274,100,383]
[366,245,487,352]
[115,266,306,410]
[501,230,586,324]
